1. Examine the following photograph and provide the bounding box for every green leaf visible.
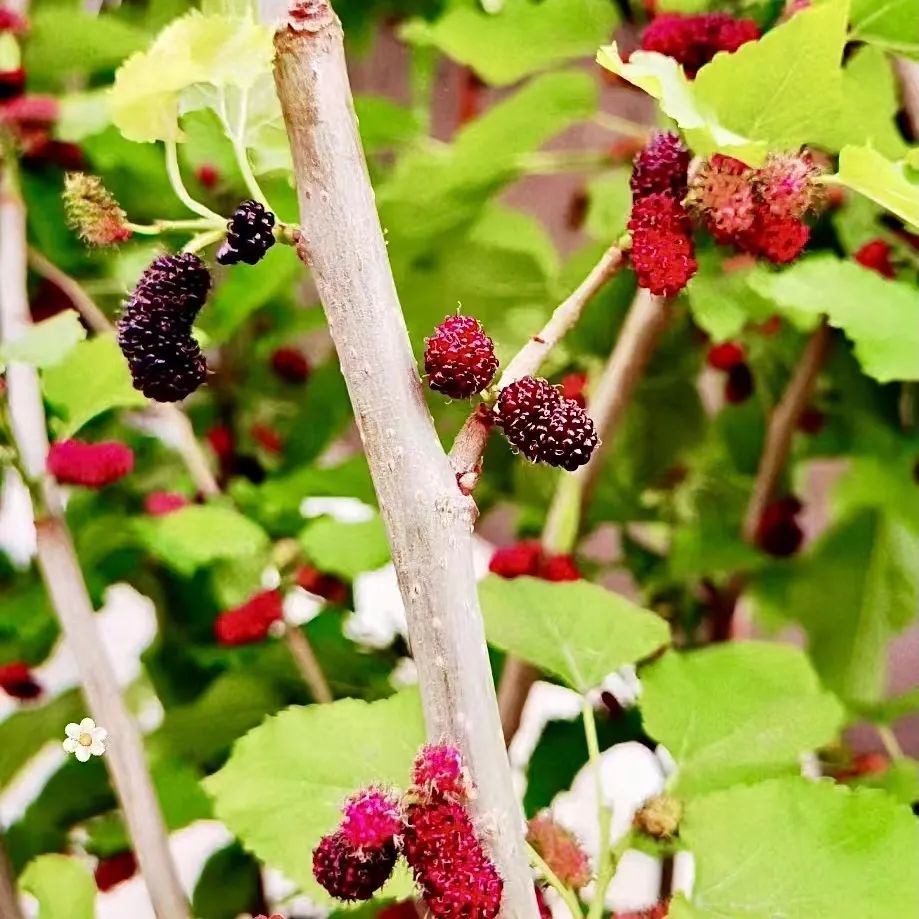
[24,9,148,86]
[751,510,919,704]
[835,145,919,228]
[193,843,262,919]
[640,643,844,795]
[850,758,919,806]
[137,506,269,575]
[1,312,86,369]
[354,95,421,153]
[686,249,775,342]
[109,11,274,143]
[206,689,425,900]
[402,0,618,86]
[748,255,919,383]
[584,170,632,241]
[41,334,147,437]
[850,0,919,56]
[20,854,95,919]
[850,686,919,725]
[298,516,390,580]
[479,575,669,692]
[670,778,919,919]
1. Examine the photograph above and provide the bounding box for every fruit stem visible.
[182,227,225,254]
[526,842,584,919]
[164,140,224,222]
[126,217,224,235]
[581,698,614,919]
[877,724,905,760]
[593,111,652,140]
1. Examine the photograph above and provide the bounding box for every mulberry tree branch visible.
[1,167,190,919]
[498,292,671,742]
[271,4,537,915]
[449,244,626,486]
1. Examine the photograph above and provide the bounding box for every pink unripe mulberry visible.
[527,813,591,890]
[340,789,402,852]
[641,13,759,78]
[403,799,503,919]
[47,439,134,488]
[424,315,498,399]
[687,154,756,242]
[630,132,691,202]
[312,831,398,902]
[628,193,697,296]
[412,744,469,801]
[754,151,822,221]
[214,590,283,646]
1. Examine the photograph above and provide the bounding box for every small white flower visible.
[62,717,107,762]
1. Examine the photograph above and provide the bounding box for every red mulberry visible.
[630,132,690,202]
[340,789,402,852]
[687,154,756,243]
[641,13,760,78]
[707,341,746,371]
[403,799,503,919]
[540,554,581,582]
[94,851,137,892]
[270,346,311,384]
[628,193,697,296]
[143,491,188,516]
[0,662,42,700]
[488,541,544,579]
[855,239,895,279]
[47,439,134,488]
[217,200,276,266]
[424,315,498,399]
[312,831,398,901]
[740,210,810,265]
[214,590,283,646]
[755,496,804,558]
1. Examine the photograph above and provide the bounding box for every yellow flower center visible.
[78,732,93,747]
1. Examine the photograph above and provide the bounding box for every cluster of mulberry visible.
[313,744,504,919]
[116,253,212,403]
[494,376,599,471]
[641,11,759,77]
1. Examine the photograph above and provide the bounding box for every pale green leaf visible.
[640,643,844,795]
[585,170,632,242]
[20,854,95,919]
[41,334,147,438]
[57,90,113,142]
[2,312,86,369]
[402,0,618,86]
[850,687,919,725]
[850,0,919,56]
[835,145,919,228]
[137,505,269,575]
[850,758,919,806]
[479,575,670,692]
[298,516,391,580]
[109,11,273,143]
[670,778,919,919]
[751,510,919,704]
[206,689,425,901]
[354,95,421,153]
[747,255,919,383]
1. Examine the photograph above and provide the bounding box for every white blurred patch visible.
[300,497,375,523]
[346,563,406,648]
[0,467,36,566]
[673,850,696,899]
[390,656,418,689]
[606,849,662,914]
[0,742,66,826]
[261,565,282,590]
[509,682,581,771]
[284,587,325,626]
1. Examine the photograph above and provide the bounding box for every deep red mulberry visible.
[217,200,276,266]
[94,851,137,891]
[630,132,691,202]
[47,439,134,488]
[724,362,754,404]
[412,744,469,801]
[707,341,745,371]
[488,541,543,579]
[641,12,760,78]
[754,151,822,221]
[755,496,804,557]
[207,424,235,460]
[313,831,398,901]
[527,813,591,890]
[542,399,599,471]
[855,239,895,279]
[628,193,697,296]
[0,662,42,700]
[270,346,311,384]
[540,554,581,582]
[424,315,498,399]
[740,209,810,264]
[214,590,283,646]
[798,406,825,435]
[341,789,402,852]
[687,154,755,243]
[295,565,348,605]
[403,799,503,919]
[494,376,559,462]
[143,491,188,516]
[196,163,220,190]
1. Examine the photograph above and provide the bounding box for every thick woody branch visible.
[272,5,536,916]
[449,244,626,483]
[498,292,671,742]
[1,173,190,919]
[741,319,831,543]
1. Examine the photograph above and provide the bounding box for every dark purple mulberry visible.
[216,200,276,266]
[312,832,398,901]
[630,132,691,202]
[542,399,599,471]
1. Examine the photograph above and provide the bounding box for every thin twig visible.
[27,247,110,333]
[450,244,626,485]
[284,625,333,704]
[741,320,831,543]
[0,828,24,919]
[896,58,919,139]
[498,292,671,742]
[272,6,536,916]
[1,165,190,919]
